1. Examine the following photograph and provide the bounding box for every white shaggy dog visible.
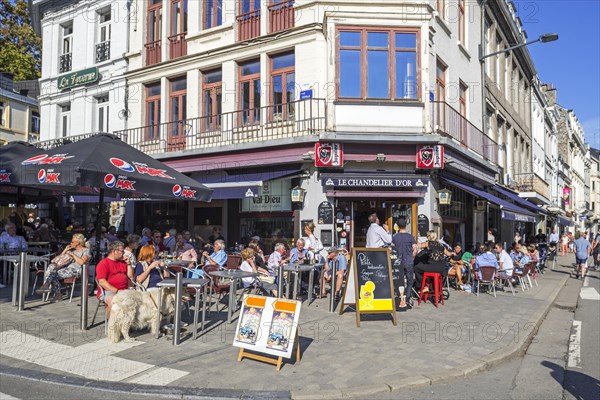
[107,288,176,343]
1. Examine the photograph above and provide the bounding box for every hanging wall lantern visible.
[438,188,452,205]
[291,186,306,203]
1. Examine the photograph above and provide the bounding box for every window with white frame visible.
[0,101,5,126]
[60,104,71,137]
[31,111,40,134]
[60,22,73,72]
[96,9,111,62]
[96,96,109,132]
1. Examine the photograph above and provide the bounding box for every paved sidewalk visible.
[0,255,579,399]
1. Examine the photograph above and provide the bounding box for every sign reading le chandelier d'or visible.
[58,67,100,90]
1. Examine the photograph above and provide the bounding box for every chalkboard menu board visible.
[318,201,334,224]
[390,249,404,300]
[340,248,397,327]
[418,214,429,237]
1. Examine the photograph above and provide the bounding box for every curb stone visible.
[340,383,391,398]
[387,375,431,391]
[458,359,488,378]
[0,365,291,400]
[290,389,343,400]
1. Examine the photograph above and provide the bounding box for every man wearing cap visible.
[321,247,347,301]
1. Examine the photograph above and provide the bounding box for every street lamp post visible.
[479,14,558,241]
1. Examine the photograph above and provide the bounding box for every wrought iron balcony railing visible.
[59,53,72,73]
[95,41,110,63]
[514,173,550,199]
[114,98,325,155]
[432,101,497,164]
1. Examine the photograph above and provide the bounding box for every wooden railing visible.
[114,98,326,155]
[144,40,162,66]
[237,9,261,41]
[432,101,497,164]
[168,33,187,59]
[269,1,294,33]
[514,173,550,199]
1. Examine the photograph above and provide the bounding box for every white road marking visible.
[567,320,582,369]
[583,274,589,287]
[0,393,21,400]
[579,287,600,301]
[0,330,188,384]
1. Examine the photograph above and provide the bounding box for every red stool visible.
[418,272,444,307]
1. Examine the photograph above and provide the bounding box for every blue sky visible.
[514,0,600,149]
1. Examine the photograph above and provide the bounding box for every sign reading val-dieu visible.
[340,248,397,327]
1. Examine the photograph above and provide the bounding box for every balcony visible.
[168,33,187,59]
[269,1,294,33]
[514,173,550,202]
[145,40,162,66]
[115,98,325,155]
[59,53,72,73]
[432,101,497,164]
[95,41,110,63]
[237,9,261,41]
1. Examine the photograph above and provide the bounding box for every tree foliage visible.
[0,0,42,80]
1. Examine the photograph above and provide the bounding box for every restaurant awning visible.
[197,167,302,200]
[557,215,573,226]
[493,185,548,215]
[441,176,538,221]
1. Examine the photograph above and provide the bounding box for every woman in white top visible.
[561,233,569,256]
[303,222,323,262]
[241,247,278,296]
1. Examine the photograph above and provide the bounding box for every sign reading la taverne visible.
[57,67,100,90]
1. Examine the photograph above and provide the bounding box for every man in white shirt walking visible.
[365,213,392,248]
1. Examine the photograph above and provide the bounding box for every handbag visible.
[258,274,275,284]
[51,253,74,268]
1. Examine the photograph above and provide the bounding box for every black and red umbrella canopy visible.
[10,134,212,202]
[0,141,45,185]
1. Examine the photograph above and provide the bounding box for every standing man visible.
[573,231,592,279]
[392,218,416,307]
[591,232,600,271]
[548,229,560,245]
[366,213,392,248]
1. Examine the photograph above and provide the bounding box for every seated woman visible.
[414,231,453,294]
[247,240,267,270]
[123,234,141,282]
[240,247,278,297]
[134,244,170,290]
[528,244,539,264]
[515,247,531,272]
[36,233,90,302]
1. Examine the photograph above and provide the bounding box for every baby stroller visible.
[537,244,548,274]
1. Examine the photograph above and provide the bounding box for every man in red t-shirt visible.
[96,241,130,318]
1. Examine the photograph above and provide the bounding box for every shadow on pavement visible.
[542,360,600,400]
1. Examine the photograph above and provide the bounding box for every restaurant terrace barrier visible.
[432,101,498,164]
[115,98,326,155]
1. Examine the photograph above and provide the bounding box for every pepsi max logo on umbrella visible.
[133,162,175,179]
[172,185,196,199]
[0,173,11,183]
[104,174,136,190]
[110,158,135,173]
[22,154,74,165]
[38,169,60,184]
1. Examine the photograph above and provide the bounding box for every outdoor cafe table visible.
[155,277,210,343]
[283,263,317,304]
[208,269,258,323]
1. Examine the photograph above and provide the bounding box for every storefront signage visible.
[501,210,537,223]
[315,143,343,167]
[416,145,444,169]
[322,176,428,188]
[318,201,334,224]
[241,180,291,212]
[57,67,100,90]
[562,187,571,206]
